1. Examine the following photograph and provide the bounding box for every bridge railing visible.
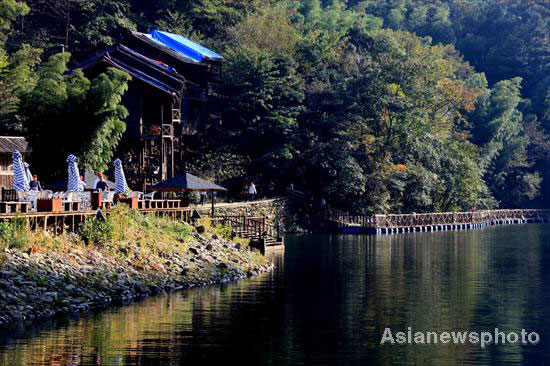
[331,209,550,228]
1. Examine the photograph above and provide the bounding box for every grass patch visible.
[0,216,30,250]
[197,217,249,246]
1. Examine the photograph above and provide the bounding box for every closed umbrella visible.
[23,162,32,185]
[12,150,29,192]
[113,158,130,193]
[66,154,80,192]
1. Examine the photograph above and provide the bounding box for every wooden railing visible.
[212,215,282,244]
[331,209,550,229]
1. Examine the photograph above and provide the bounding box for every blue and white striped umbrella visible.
[66,154,80,192]
[114,158,129,193]
[12,150,30,192]
[23,162,32,184]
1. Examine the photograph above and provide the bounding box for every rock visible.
[43,291,58,301]
[0,271,12,279]
[205,244,213,251]
[133,282,149,294]
[9,310,23,321]
[65,284,78,293]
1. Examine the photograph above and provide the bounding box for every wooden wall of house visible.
[0,155,13,189]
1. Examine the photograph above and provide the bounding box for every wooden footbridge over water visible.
[330,209,550,234]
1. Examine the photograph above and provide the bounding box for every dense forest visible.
[0,0,549,214]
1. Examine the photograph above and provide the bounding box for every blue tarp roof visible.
[147,30,223,63]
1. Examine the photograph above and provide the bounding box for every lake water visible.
[1,225,550,365]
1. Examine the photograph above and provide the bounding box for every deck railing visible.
[331,209,550,229]
[212,215,281,244]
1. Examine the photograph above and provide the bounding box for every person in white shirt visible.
[248,181,257,201]
[78,175,86,192]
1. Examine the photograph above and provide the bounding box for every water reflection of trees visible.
[0,227,546,366]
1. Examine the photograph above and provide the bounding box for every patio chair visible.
[101,191,115,210]
[143,191,156,200]
[18,191,39,211]
[76,191,91,210]
[37,190,53,200]
[129,191,143,199]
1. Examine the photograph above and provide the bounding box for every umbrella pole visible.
[211,191,215,218]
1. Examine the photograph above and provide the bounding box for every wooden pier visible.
[330,209,550,234]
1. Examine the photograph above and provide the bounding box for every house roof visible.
[151,173,227,192]
[71,45,186,95]
[146,30,223,63]
[0,136,28,154]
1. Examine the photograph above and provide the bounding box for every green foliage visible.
[79,215,114,248]
[23,53,130,181]
[0,217,29,250]
[1,0,550,213]
[221,45,304,179]
[228,3,300,56]
[0,0,28,32]
[198,217,235,241]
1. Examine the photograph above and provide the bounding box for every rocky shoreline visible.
[0,231,272,329]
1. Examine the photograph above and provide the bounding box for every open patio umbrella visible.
[151,172,227,217]
[66,154,80,192]
[113,158,129,193]
[12,150,29,192]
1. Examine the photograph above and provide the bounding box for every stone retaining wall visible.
[195,198,291,230]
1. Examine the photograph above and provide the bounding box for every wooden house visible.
[0,136,28,189]
[73,30,223,191]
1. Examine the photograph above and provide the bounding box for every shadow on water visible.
[1,225,550,365]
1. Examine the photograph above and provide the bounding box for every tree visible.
[0,0,41,134]
[221,46,304,181]
[469,77,540,207]
[22,53,130,181]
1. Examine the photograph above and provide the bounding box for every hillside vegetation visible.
[0,0,549,213]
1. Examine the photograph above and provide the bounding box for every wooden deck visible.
[330,209,550,234]
[0,205,282,249]
[0,208,194,234]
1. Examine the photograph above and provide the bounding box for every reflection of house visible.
[73,30,223,191]
[0,137,28,189]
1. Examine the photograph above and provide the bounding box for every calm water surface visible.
[1,225,550,365]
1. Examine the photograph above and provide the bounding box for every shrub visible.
[0,217,29,250]
[79,216,113,248]
[109,204,137,242]
[198,217,234,241]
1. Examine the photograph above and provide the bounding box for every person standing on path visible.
[248,181,257,201]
